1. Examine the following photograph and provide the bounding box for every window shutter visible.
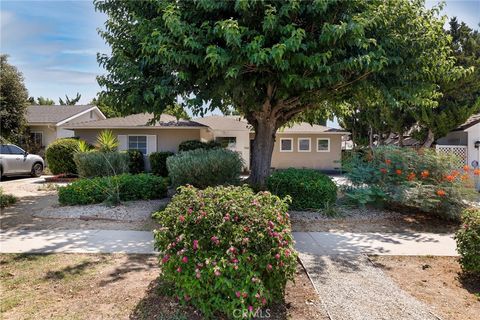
[147,135,157,155]
[118,135,128,151]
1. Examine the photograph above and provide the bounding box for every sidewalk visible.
[1,229,457,255]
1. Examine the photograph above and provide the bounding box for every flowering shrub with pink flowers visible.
[153,185,297,318]
[344,146,477,220]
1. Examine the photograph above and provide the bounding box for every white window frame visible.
[30,131,43,146]
[316,138,330,152]
[297,138,311,152]
[280,138,294,152]
[128,135,148,154]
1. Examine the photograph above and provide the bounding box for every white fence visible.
[435,145,468,168]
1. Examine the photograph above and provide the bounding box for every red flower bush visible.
[153,185,297,318]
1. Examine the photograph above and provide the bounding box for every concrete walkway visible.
[1,229,457,255]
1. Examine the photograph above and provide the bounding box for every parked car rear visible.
[0,144,44,178]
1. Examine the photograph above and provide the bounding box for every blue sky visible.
[1,0,479,107]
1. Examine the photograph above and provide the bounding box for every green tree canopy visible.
[95,0,460,185]
[0,54,29,141]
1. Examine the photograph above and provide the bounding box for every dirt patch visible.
[0,254,326,319]
[370,255,480,320]
[291,206,459,233]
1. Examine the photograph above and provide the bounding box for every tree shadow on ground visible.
[44,256,108,280]
[457,272,480,297]
[99,254,157,286]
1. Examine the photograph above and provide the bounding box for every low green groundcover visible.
[58,173,167,205]
[153,185,297,318]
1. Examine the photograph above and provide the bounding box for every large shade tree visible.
[0,54,29,142]
[95,0,458,185]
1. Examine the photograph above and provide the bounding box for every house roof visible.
[194,115,349,134]
[63,113,207,129]
[27,105,99,124]
[454,113,480,131]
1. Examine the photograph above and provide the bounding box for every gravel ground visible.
[35,199,169,221]
[290,206,403,221]
[299,253,441,320]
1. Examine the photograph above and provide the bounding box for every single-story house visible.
[26,105,105,149]
[64,113,349,172]
[436,113,480,167]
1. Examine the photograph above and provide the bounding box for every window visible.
[128,136,147,154]
[5,145,25,155]
[216,137,236,149]
[317,138,330,152]
[280,138,293,152]
[89,111,94,119]
[30,131,43,146]
[298,138,311,152]
[0,145,11,154]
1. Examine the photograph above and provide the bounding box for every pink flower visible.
[268,221,275,229]
[214,270,221,277]
[231,258,238,264]
[267,264,273,271]
[179,215,185,222]
[248,306,253,312]
[228,246,237,254]
[161,254,170,264]
[233,265,238,270]
[176,266,182,273]
[275,254,280,260]
[182,256,188,263]
[211,236,220,245]
[285,249,291,257]
[187,208,193,214]
[261,297,267,305]
[235,291,241,298]
[196,272,201,279]
[224,213,231,221]
[242,292,248,298]
[255,293,260,299]
[193,239,199,250]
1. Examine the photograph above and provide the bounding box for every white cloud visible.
[61,49,99,56]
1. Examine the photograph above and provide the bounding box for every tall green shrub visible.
[266,168,337,210]
[58,173,167,205]
[153,185,297,318]
[344,146,477,219]
[178,140,221,152]
[455,208,480,275]
[127,149,145,174]
[149,151,174,176]
[167,148,243,188]
[45,138,79,175]
[74,151,129,178]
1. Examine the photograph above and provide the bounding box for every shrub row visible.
[149,151,174,176]
[58,173,167,205]
[153,185,297,318]
[266,168,337,210]
[167,148,243,188]
[178,139,221,152]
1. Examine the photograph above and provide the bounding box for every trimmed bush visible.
[167,148,243,188]
[153,185,297,318]
[45,138,79,175]
[344,146,477,219]
[150,151,174,176]
[58,173,167,205]
[127,149,145,174]
[178,139,221,152]
[266,168,337,210]
[74,151,129,178]
[455,208,480,275]
[0,187,17,208]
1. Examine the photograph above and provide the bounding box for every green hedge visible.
[58,173,167,205]
[178,139,221,152]
[266,168,337,210]
[127,149,145,174]
[74,151,129,178]
[45,138,79,175]
[167,148,243,188]
[153,185,297,318]
[149,151,174,176]
[455,208,480,275]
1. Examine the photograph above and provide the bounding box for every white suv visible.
[0,144,44,178]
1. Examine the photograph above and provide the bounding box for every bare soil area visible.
[370,255,480,320]
[0,254,327,320]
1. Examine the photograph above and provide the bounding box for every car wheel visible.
[31,162,43,177]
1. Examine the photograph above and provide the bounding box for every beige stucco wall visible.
[28,125,58,147]
[73,128,205,153]
[270,134,343,171]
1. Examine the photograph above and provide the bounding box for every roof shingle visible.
[27,105,96,124]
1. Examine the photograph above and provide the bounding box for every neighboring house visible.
[66,113,349,172]
[26,105,106,149]
[436,113,480,168]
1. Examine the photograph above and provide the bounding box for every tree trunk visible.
[368,126,374,149]
[249,118,277,188]
[398,131,404,147]
[422,129,435,148]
